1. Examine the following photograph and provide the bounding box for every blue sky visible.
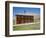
[13,7,40,16]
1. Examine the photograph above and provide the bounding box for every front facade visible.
[16,15,34,24]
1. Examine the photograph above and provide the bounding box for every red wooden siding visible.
[16,15,34,24]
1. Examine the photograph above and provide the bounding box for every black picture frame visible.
[5,1,45,37]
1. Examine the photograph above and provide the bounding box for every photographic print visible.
[13,7,40,30]
[5,1,45,37]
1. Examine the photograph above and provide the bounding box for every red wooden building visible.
[16,15,34,24]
